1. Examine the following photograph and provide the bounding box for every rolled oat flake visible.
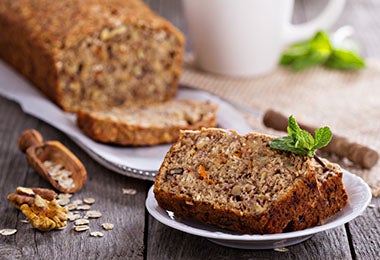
[90,231,104,237]
[86,210,102,218]
[0,229,17,236]
[74,225,90,232]
[102,223,114,230]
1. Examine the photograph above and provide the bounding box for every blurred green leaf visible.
[279,30,365,71]
[325,49,366,70]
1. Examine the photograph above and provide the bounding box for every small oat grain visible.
[83,198,95,204]
[74,225,89,232]
[67,212,81,221]
[65,203,77,211]
[72,199,83,205]
[0,229,17,236]
[90,231,104,237]
[102,223,114,230]
[122,188,137,195]
[86,210,102,218]
[77,204,91,211]
[274,247,289,252]
[74,219,90,226]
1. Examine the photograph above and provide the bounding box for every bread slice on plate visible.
[154,128,348,234]
[76,100,218,146]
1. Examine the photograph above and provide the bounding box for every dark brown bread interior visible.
[0,0,184,112]
[154,128,348,234]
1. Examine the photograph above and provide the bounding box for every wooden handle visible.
[263,109,379,169]
[18,129,44,153]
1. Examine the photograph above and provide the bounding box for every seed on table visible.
[77,204,91,210]
[57,197,71,206]
[58,193,72,200]
[86,210,102,218]
[0,229,17,236]
[274,247,289,252]
[67,212,81,221]
[122,188,137,195]
[65,203,77,211]
[74,225,89,232]
[74,219,90,226]
[90,231,104,237]
[83,198,95,204]
[102,223,114,230]
[71,199,83,205]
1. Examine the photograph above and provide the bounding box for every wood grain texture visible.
[0,97,147,259]
[1,0,380,259]
[146,218,352,260]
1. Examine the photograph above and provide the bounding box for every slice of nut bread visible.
[76,100,218,146]
[0,0,184,112]
[154,128,348,234]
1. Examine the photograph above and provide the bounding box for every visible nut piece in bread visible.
[154,128,348,234]
[0,0,185,112]
[76,100,218,146]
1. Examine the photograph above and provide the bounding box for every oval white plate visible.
[146,170,371,249]
[0,60,253,180]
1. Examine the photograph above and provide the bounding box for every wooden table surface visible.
[1,0,380,259]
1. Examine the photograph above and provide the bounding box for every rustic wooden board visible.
[146,217,352,260]
[0,97,147,259]
[1,0,380,259]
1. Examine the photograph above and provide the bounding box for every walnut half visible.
[7,187,67,231]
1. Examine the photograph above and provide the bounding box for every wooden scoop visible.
[18,129,87,193]
[263,109,379,169]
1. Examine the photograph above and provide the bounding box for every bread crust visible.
[0,0,185,112]
[77,100,218,146]
[154,128,348,234]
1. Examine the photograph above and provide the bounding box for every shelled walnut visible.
[7,187,68,231]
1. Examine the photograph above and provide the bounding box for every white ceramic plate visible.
[146,170,371,249]
[0,61,252,180]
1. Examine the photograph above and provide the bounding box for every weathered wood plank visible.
[345,201,380,259]
[0,96,147,259]
[146,216,351,260]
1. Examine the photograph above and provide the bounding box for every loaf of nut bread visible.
[77,100,218,146]
[154,128,348,234]
[0,0,184,112]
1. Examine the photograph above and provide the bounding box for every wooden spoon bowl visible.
[18,129,87,194]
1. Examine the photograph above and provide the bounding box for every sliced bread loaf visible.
[154,128,348,234]
[77,100,218,146]
[0,0,184,112]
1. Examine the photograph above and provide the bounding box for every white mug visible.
[182,0,346,77]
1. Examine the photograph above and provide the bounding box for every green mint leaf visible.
[280,30,365,71]
[287,115,301,137]
[325,49,366,70]
[295,130,315,150]
[280,42,310,65]
[313,126,332,150]
[269,115,333,158]
[309,31,332,57]
[269,136,309,155]
[289,52,326,71]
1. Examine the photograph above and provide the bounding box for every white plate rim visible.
[146,170,371,242]
[0,60,253,178]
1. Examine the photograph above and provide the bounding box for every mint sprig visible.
[269,116,332,166]
[280,31,365,71]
